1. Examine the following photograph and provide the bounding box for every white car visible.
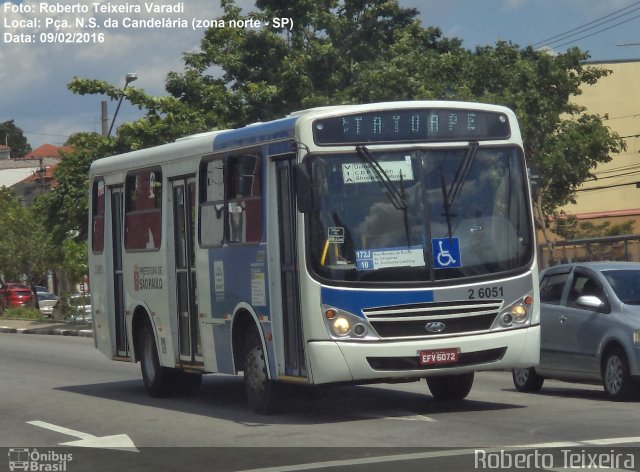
[37,292,58,317]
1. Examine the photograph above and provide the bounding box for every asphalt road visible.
[2,333,640,471]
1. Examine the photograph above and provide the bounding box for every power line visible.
[576,181,640,192]
[542,13,640,50]
[594,164,640,176]
[534,1,640,50]
[586,169,640,182]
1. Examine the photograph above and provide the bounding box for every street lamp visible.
[107,73,138,137]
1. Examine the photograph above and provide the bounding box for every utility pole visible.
[101,101,108,137]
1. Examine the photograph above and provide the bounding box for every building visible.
[560,59,640,230]
[0,143,71,204]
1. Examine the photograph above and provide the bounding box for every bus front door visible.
[172,177,203,365]
[276,158,306,377]
[110,186,127,357]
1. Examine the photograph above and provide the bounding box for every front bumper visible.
[306,325,540,384]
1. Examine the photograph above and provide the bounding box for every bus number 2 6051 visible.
[468,286,504,299]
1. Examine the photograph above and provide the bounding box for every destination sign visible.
[313,108,511,145]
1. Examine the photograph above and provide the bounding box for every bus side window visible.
[92,179,105,254]
[124,169,162,251]
[200,159,225,247]
[227,155,262,244]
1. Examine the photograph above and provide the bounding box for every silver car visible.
[37,292,58,317]
[513,261,640,400]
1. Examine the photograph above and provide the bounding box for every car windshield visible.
[602,270,640,304]
[306,146,533,283]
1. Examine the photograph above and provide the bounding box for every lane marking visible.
[27,420,138,452]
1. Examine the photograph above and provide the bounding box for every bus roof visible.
[90,117,299,177]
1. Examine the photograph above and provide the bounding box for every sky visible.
[2,0,640,149]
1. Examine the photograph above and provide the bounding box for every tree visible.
[164,0,454,124]
[555,216,634,240]
[0,188,58,307]
[0,120,31,158]
[35,133,108,244]
[61,239,88,287]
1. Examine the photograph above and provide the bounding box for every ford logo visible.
[425,321,446,333]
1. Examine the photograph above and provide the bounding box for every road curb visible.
[0,326,93,337]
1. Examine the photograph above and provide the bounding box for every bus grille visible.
[363,299,503,339]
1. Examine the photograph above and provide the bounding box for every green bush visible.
[2,307,45,320]
[53,294,89,321]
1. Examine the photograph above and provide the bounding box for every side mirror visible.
[576,295,604,310]
[294,163,314,213]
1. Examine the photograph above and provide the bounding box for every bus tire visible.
[512,367,544,393]
[139,321,173,398]
[427,372,474,401]
[243,332,278,414]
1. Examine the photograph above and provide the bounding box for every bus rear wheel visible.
[139,321,174,397]
[243,333,278,414]
[426,373,474,401]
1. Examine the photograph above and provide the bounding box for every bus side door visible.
[276,157,306,377]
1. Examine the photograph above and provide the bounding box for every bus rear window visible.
[125,169,162,251]
[91,179,105,254]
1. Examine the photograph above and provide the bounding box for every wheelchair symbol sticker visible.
[432,238,462,269]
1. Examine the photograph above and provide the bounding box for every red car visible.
[1,284,34,308]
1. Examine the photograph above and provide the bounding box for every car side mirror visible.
[576,295,604,311]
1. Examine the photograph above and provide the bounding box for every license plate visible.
[419,348,460,366]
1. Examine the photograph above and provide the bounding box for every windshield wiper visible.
[355,145,406,210]
[440,141,479,239]
[447,141,479,208]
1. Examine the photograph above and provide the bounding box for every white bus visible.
[89,101,540,413]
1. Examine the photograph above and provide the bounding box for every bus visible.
[89,101,540,413]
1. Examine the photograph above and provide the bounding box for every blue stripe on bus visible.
[213,116,298,150]
[321,286,434,318]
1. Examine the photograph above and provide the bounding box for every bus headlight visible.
[322,305,379,340]
[494,293,534,329]
[511,304,527,322]
[634,330,640,346]
[331,317,350,336]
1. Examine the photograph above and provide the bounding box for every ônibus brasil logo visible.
[8,448,73,471]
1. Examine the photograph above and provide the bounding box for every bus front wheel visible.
[139,321,174,397]
[243,333,278,414]
[426,372,474,401]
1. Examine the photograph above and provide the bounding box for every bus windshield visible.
[307,146,533,283]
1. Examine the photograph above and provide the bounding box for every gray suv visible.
[513,261,640,400]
